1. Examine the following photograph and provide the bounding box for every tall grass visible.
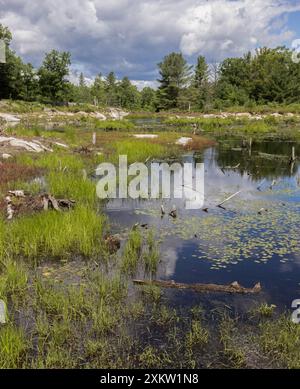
[47,171,96,205]
[258,315,300,368]
[143,230,160,276]
[6,205,106,259]
[17,152,85,172]
[95,120,135,131]
[121,229,143,274]
[0,325,27,368]
[0,259,28,298]
[0,219,4,259]
[113,139,173,164]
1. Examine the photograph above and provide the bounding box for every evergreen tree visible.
[38,50,71,103]
[105,72,118,106]
[91,73,106,106]
[157,52,192,110]
[194,55,210,109]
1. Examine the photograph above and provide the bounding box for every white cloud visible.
[0,0,299,81]
[131,80,159,91]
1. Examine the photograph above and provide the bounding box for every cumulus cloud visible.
[0,0,299,83]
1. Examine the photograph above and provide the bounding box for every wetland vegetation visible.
[1,21,300,370]
[0,109,300,369]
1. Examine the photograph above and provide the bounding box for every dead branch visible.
[133,279,262,294]
[4,191,76,219]
[217,190,242,208]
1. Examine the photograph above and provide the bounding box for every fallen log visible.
[8,190,26,198]
[133,279,262,294]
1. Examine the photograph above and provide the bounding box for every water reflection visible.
[106,138,300,309]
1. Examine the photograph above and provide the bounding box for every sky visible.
[0,0,300,88]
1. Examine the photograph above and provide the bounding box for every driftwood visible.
[104,234,121,254]
[133,279,262,295]
[8,190,26,198]
[4,191,75,219]
[5,196,14,220]
[41,194,75,211]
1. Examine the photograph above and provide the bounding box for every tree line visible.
[1,24,300,111]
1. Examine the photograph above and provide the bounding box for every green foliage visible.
[38,50,71,103]
[113,138,175,164]
[122,229,143,274]
[0,325,27,368]
[186,320,209,350]
[157,52,193,110]
[5,205,106,259]
[219,317,246,368]
[217,47,300,106]
[2,22,299,111]
[0,259,28,298]
[258,315,300,368]
[253,303,277,318]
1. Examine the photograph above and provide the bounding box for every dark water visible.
[106,137,300,311]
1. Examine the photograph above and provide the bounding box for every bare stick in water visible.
[217,190,242,208]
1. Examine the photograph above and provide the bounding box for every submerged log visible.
[133,279,262,295]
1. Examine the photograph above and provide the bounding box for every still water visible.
[106,137,300,311]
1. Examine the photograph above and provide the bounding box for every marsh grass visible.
[6,205,106,259]
[112,139,175,164]
[138,346,168,368]
[121,229,143,274]
[186,320,209,347]
[143,230,160,276]
[219,316,247,368]
[153,305,178,328]
[94,119,135,131]
[0,325,27,368]
[166,116,300,136]
[16,152,85,172]
[258,315,300,368]
[47,171,97,205]
[0,258,28,299]
[140,284,162,303]
[253,303,277,318]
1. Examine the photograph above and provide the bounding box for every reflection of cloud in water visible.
[160,246,179,278]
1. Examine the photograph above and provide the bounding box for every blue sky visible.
[288,10,300,38]
[0,0,300,87]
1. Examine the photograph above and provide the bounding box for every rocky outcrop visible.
[92,112,107,120]
[176,137,192,146]
[0,113,21,123]
[0,136,53,153]
[109,108,129,120]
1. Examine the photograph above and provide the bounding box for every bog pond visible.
[1,116,300,368]
[107,136,300,310]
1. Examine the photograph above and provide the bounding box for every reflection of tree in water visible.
[215,137,300,180]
